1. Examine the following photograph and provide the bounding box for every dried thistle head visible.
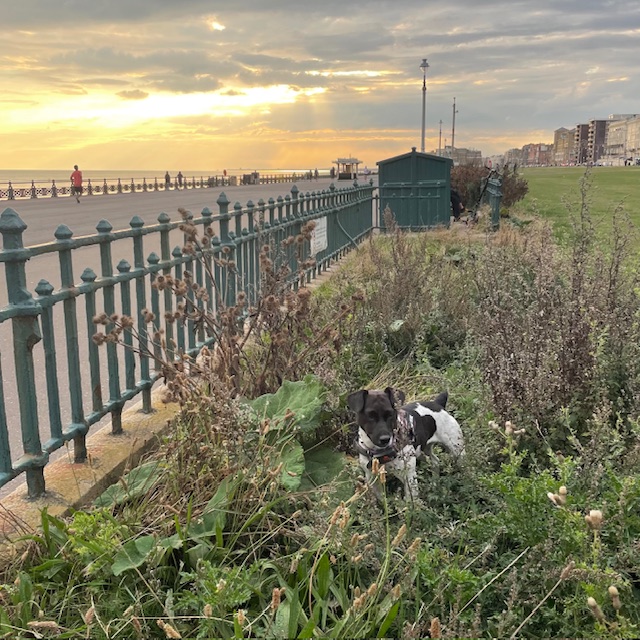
[608,585,622,610]
[587,596,605,622]
[585,509,604,529]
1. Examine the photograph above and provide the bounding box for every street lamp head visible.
[420,58,430,74]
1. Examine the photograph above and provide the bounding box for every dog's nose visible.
[378,434,391,446]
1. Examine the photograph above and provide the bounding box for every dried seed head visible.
[585,509,604,529]
[371,458,380,475]
[84,605,95,625]
[156,619,182,639]
[203,604,213,618]
[609,586,622,610]
[587,597,605,622]
[379,465,387,485]
[407,537,422,556]
[587,597,604,622]
[392,524,407,547]
[560,561,575,580]
[236,609,246,626]
[430,617,442,639]
[270,587,281,612]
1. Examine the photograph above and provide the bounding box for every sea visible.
[0,168,331,189]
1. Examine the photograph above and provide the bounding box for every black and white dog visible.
[347,388,465,500]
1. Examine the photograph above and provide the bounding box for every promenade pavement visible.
[3,177,341,247]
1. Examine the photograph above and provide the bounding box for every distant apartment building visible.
[587,119,608,163]
[603,114,640,164]
[521,142,553,166]
[504,148,524,167]
[573,124,590,164]
[553,127,575,165]
[442,146,483,165]
[627,115,640,161]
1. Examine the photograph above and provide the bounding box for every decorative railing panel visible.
[0,181,376,496]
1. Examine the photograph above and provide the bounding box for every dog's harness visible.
[355,410,415,468]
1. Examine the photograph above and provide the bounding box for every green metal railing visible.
[0,181,375,497]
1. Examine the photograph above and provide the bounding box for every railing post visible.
[81,268,103,414]
[147,252,162,373]
[158,212,174,361]
[217,192,236,306]
[117,259,136,390]
[0,208,47,497]
[96,219,123,433]
[87,179,93,196]
[7,181,14,200]
[130,216,152,412]
[30,181,37,199]
[34,279,64,452]
[54,224,88,461]
[103,179,109,195]
[200,207,215,318]
[51,180,58,198]
[233,201,244,299]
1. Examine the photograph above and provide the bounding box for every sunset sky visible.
[1,0,639,171]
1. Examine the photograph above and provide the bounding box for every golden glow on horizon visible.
[307,70,393,78]
[5,85,326,130]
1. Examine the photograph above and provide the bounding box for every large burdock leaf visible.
[280,440,305,491]
[94,461,162,507]
[300,445,346,489]
[248,375,326,435]
[112,535,155,575]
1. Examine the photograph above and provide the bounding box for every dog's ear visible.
[347,390,368,413]
[434,391,448,409]
[385,387,405,407]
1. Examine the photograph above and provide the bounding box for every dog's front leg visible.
[396,456,419,501]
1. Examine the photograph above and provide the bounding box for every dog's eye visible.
[383,412,394,421]
[366,411,378,421]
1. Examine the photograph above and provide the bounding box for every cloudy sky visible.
[1,0,639,171]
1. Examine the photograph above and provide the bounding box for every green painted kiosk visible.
[377,147,452,229]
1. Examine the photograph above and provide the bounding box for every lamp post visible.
[451,97,459,161]
[420,58,429,153]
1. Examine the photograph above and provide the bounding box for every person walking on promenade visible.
[165,171,171,188]
[70,164,83,203]
[177,171,183,188]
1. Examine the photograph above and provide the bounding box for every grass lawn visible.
[515,166,640,241]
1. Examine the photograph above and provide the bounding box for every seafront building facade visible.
[494,113,640,168]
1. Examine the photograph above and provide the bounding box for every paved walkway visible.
[2,178,341,247]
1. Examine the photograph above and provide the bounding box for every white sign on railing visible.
[310,216,328,255]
